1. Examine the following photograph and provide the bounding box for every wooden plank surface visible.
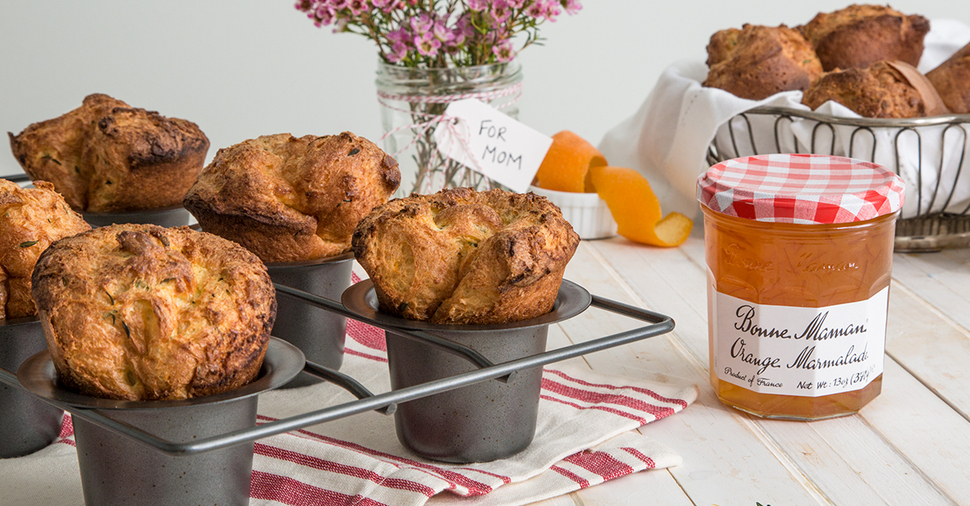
[535,235,970,506]
[892,250,970,331]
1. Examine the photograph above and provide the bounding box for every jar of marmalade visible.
[697,154,905,420]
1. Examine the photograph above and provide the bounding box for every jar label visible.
[711,287,888,397]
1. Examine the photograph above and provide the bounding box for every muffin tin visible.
[1,173,193,229]
[265,252,355,388]
[342,279,592,463]
[80,204,192,228]
[0,317,62,458]
[17,338,304,506]
[0,251,673,505]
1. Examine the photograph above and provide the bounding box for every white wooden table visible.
[533,230,970,506]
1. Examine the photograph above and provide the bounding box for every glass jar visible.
[375,61,523,197]
[697,154,905,420]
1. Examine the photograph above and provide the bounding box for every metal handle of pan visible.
[1,174,31,183]
[300,360,395,415]
[274,284,503,375]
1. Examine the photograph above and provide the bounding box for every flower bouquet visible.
[295,0,583,196]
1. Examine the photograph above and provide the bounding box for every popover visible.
[32,224,276,401]
[704,24,823,100]
[183,132,401,263]
[352,188,580,325]
[798,4,930,72]
[0,179,90,319]
[8,93,209,213]
[927,41,970,114]
[802,60,949,118]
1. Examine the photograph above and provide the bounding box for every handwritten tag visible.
[433,99,553,193]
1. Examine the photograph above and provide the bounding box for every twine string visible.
[376,82,523,186]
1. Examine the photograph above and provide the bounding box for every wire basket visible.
[706,106,970,252]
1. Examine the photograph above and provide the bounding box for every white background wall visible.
[3,0,969,175]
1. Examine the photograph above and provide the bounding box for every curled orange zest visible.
[589,165,693,247]
[534,130,607,193]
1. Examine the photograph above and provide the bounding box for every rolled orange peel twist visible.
[534,130,607,193]
[588,165,692,247]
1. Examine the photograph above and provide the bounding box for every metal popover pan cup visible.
[17,337,305,506]
[0,175,191,229]
[0,316,63,458]
[81,204,192,228]
[266,252,355,388]
[342,279,592,463]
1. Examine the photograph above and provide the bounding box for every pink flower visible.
[387,41,410,62]
[295,0,583,66]
[449,16,473,46]
[466,0,489,12]
[492,40,515,62]
[432,20,454,43]
[563,0,582,15]
[455,13,476,35]
[449,29,466,46]
[525,1,545,18]
[490,4,512,24]
[314,4,336,25]
[410,13,434,34]
[374,0,403,11]
[387,27,410,44]
[347,0,369,15]
[415,32,442,56]
[538,0,562,21]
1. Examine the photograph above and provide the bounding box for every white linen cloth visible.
[599,19,970,221]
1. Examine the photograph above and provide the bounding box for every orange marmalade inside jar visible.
[697,154,905,420]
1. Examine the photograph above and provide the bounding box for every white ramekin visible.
[528,185,617,240]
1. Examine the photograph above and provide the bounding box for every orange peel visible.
[534,130,607,193]
[588,165,693,247]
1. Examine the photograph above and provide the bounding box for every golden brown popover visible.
[802,60,949,118]
[183,132,400,263]
[8,93,209,213]
[798,4,930,72]
[927,42,970,114]
[703,24,823,100]
[0,179,90,319]
[31,224,275,401]
[352,188,580,325]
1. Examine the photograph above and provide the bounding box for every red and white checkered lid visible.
[697,154,906,224]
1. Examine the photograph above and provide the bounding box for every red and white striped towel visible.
[245,315,697,506]
[0,297,698,506]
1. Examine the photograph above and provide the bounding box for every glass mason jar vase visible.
[375,61,523,197]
